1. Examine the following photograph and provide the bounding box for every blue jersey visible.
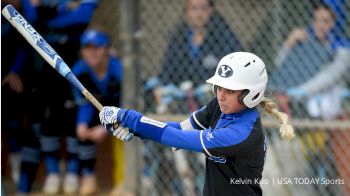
[120,98,267,195]
[47,0,99,29]
[72,56,122,126]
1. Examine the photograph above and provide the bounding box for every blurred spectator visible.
[145,0,242,114]
[71,28,123,195]
[15,0,99,194]
[1,0,37,188]
[269,4,346,195]
[286,47,350,106]
[321,0,348,43]
[269,4,340,117]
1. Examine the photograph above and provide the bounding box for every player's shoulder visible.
[109,56,122,66]
[108,56,122,71]
[72,59,89,75]
[207,97,220,113]
[80,0,100,5]
[235,108,260,124]
[192,97,220,123]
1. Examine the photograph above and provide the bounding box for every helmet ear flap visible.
[238,90,249,106]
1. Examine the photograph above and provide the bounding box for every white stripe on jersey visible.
[200,130,213,157]
[193,112,207,129]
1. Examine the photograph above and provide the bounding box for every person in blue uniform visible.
[71,28,123,195]
[1,0,37,187]
[15,1,99,194]
[99,52,295,196]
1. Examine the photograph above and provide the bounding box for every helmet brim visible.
[206,75,247,91]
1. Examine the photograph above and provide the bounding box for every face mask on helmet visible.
[207,52,268,108]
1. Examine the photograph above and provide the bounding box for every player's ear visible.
[211,85,217,96]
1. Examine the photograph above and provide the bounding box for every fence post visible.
[119,0,142,195]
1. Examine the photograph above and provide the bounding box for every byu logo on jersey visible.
[218,65,233,78]
[206,132,214,141]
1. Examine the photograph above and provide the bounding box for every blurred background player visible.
[15,0,99,194]
[71,28,123,195]
[1,0,37,186]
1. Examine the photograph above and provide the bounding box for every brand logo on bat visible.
[218,65,233,78]
[12,10,56,59]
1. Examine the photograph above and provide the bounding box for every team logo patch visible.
[218,65,233,78]
[206,132,214,141]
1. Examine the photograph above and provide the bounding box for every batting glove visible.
[113,124,134,141]
[99,106,133,141]
[105,124,134,141]
[99,106,122,125]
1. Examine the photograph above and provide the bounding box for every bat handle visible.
[82,89,104,111]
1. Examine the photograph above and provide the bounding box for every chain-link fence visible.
[132,0,350,195]
[2,0,349,195]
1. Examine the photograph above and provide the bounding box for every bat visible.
[1,4,103,111]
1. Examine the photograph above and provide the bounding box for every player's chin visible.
[219,106,229,114]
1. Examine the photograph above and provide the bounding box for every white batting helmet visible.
[206,52,268,108]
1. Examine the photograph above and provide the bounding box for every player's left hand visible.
[99,106,123,126]
[99,106,134,141]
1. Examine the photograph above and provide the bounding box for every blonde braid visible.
[260,97,295,140]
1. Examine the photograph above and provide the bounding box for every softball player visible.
[72,28,123,195]
[100,52,294,195]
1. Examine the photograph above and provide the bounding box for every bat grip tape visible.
[66,72,103,111]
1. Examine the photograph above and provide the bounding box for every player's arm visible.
[47,1,98,28]
[100,107,259,157]
[75,102,95,141]
[166,118,199,130]
[105,98,214,142]
[297,48,350,95]
[167,97,214,130]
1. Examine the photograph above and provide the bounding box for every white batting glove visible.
[99,106,134,141]
[104,122,134,142]
[112,124,134,141]
[99,106,121,126]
